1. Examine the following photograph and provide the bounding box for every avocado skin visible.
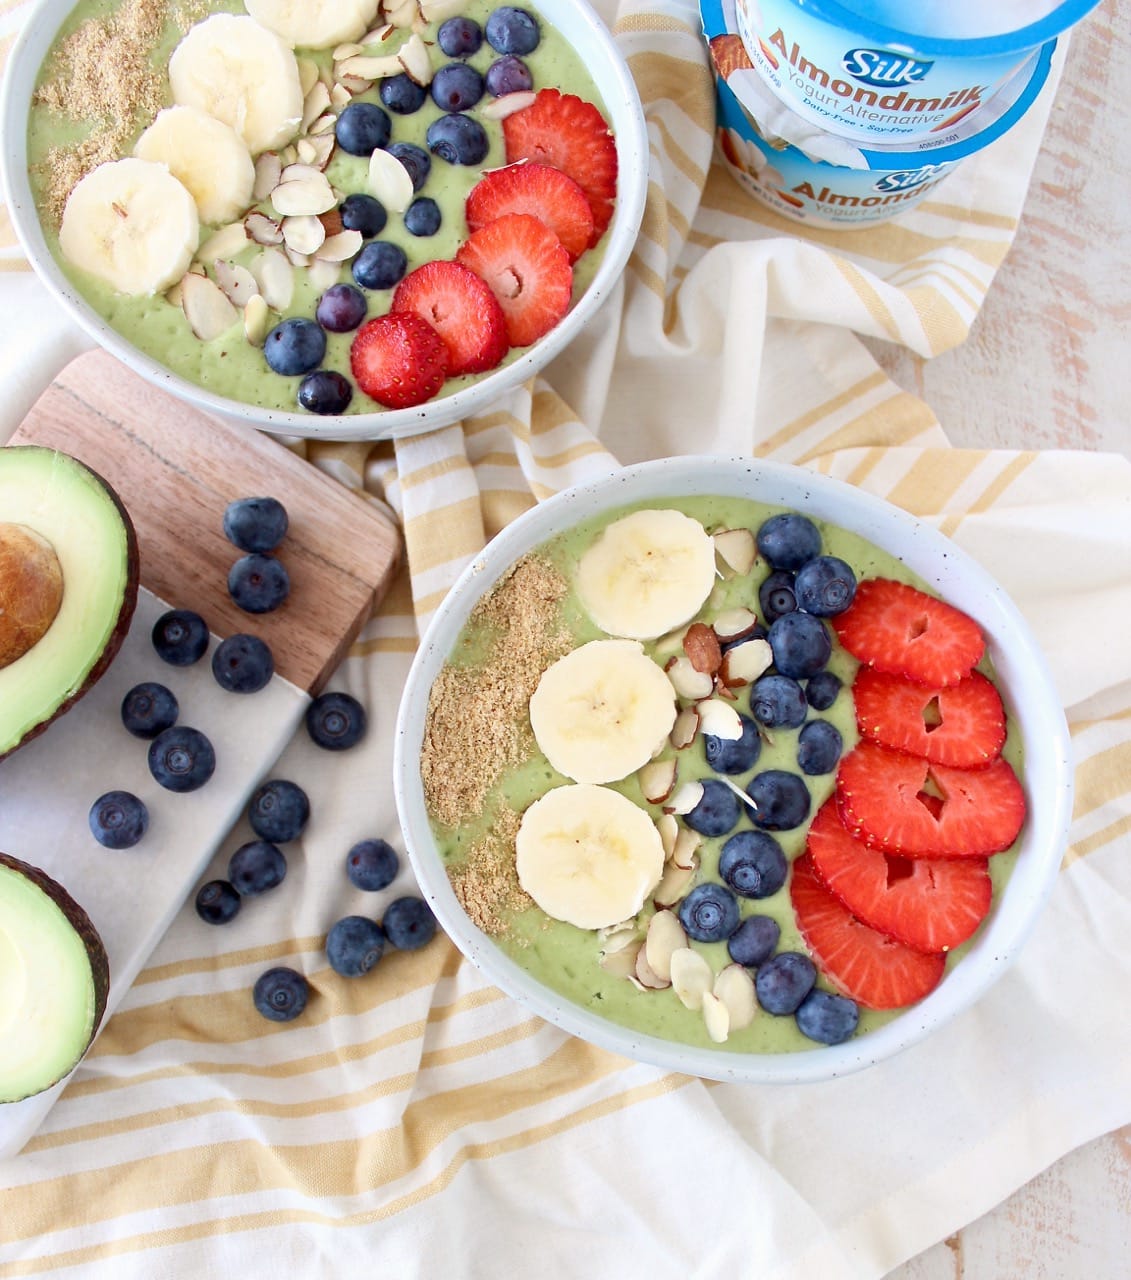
[0,447,140,763]
[0,850,110,1102]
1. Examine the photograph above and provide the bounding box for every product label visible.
[841,48,933,86]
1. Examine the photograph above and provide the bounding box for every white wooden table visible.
[871,1,1131,1273]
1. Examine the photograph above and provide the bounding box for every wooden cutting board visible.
[9,349,402,694]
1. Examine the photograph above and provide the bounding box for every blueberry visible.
[750,673,808,729]
[805,670,842,711]
[745,770,811,831]
[727,914,781,967]
[326,915,385,977]
[718,829,788,899]
[306,690,367,750]
[195,879,241,925]
[768,611,832,680]
[755,951,817,1015]
[380,72,428,114]
[797,720,843,776]
[426,113,489,165]
[438,15,482,56]
[794,555,857,617]
[315,283,368,332]
[228,839,287,895]
[121,681,178,739]
[334,101,392,155]
[223,496,288,552]
[227,553,290,615]
[430,61,484,112]
[253,966,309,1022]
[404,196,442,237]
[795,989,860,1044]
[352,240,408,290]
[683,777,741,837]
[485,55,533,96]
[152,608,209,666]
[756,513,821,571]
[759,570,797,624]
[264,317,326,377]
[703,713,762,775]
[677,883,740,943]
[339,192,388,239]
[346,838,400,891]
[212,633,274,694]
[248,778,310,844]
[148,725,216,792]
[298,370,353,415]
[382,896,437,950]
[485,6,541,55]
[88,790,148,849]
[387,141,431,190]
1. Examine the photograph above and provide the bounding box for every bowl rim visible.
[0,0,649,442]
[393,454,1074,1084]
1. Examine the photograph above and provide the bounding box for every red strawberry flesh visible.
[456,213,573,348]
[790,854,946,1009]
[502,88,617,246]
[392,260,509,377]
[349,312,449,410]
[833,578,985,687]
[805,799,993,954]
[836,741,1026,858]
[465,162,596,262]
[853,667,1006,768]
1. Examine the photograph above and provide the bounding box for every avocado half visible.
[0,446,139,760]
[0,852,110,1103]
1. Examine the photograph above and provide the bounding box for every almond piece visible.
[702,991,731,1044]
[330,82,354,109]
[670,947,713,1010]
[243,293,271,347]
[368,147,414,213]
[713,606,759,644]
[297,56,321,98]
[713,527,757,576]
[245,211,284,246]
[196,221,250,264]
[332,42,365,61]
[337,52,403,79]
[652,856,697,909]
[181,272,238,341]
[656,812,679,860]
[480,90,538,120]
[213,260,259,308]
[634,944,670,991]
[249,247,294,310]
[663,780,703,816]
[714,964,757,1031]
[281,213,326,256]
[669,705,699,750]
[272,173,337,217]
[302,79,332,132]
[316,229,364,262]
[718,637,773,688]
[671,826,702,870]
[638,758,677,805]
[253,152,284,202]
[683,621,722,675]
[599,943,642,979]
[645,909,688,984]
[306,257,343,291]
[665,654,715,701]
[696,697,744,741]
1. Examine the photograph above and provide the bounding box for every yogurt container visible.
[733,0,1095,143]
[704,0,1057,228]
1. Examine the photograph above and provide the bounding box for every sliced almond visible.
[196,221,250,264]
[271,172,336,217]
[397,32,434,86]
[599,942,641,979]
[307,114,338,140]
[361,22,396,43]
[634,943,670,991]
[714,527,757,577]
[638,758,677,805]
[281,213,326,256]
[297,56,321,98]
[306,256,343,291]
[714,964,757,1031]
[332,41,365,61]
[213,260,259,308]
[713,607,759,644]
[420,0,470,21]
[696,697,744,741]
[302,80,333,133]
[663,780,703,816]
[480,90,538,121]
[669,705,699,750]
[665,654,715,702]
[671,826,702,870]
[181,272,238,341]
[330,81,354,109]
[670,947,713,1011]
[316,229,364,262]
[718,637,773,688]
[253,152,283,202]
[285,246,312,268]
[245,210,284,246]
[279,143,299,167]
[656,813,679,861]
[652,856,697,909]
[384,0,419,27]
[645,909,688,984]
[683,621,722,675]
[337,51,403,79]
[243,292,271,347]
[249,247,294,310]
[337,73,375,95]
[368,146,414,213]
[702,991,731,1044]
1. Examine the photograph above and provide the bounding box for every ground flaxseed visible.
[448,808,532,938]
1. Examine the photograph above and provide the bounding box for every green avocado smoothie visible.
[26,0,611,415]
[423,496,1024,1055]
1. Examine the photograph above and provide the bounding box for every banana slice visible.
[134,106,255,227]
[58,159,199,297]
[576,509,717,640]
[245,0,380,49]
[169,15,304,156]
[516,784,665,930]
[529,639,677,785]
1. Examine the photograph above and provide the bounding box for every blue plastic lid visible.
[794,0,1098,57]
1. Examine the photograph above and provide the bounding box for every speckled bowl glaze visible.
[393,455,1073,1085]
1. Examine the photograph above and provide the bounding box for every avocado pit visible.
[0,522,65,668]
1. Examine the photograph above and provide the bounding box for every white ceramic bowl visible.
[0,0,648,442]
[393,455,1073,1084]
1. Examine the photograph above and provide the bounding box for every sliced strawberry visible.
[805,799,992,954]
[791,854,946,1009]
[392,260,508,377]
[456,213,572,348]
[853,667,1006,768]
[833,578,985,687]
[465,163,595,262]
[349,312,449,409]
[502,88,617,246]
[836,741,1026,858]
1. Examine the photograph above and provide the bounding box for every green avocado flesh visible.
[0,854,109,1103]
[428,495,1024,1055]
[0,447,137,759]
